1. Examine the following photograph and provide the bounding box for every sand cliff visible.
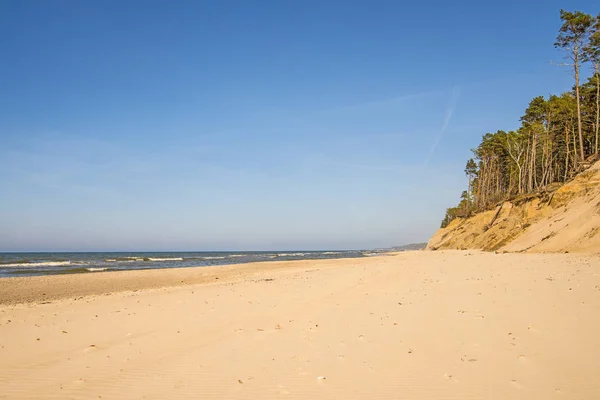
[428,160,600,253]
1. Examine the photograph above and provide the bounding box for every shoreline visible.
[0,253,395,305]
[0,250,373,279]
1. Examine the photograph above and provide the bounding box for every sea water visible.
[0,250,373,277]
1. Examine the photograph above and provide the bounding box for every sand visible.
[428,160,600,254]
[1,250,599,399]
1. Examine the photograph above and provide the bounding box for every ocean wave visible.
[202,256,226,260]
[86,267,109,272]
[229,254,248,258]
[277,253,306,257]
[323,251,341,255]
[106,257,183,262]
[1,261,72,268]
[0,259,31,265]
[362,252,379,257]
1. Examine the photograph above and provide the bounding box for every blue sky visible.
[1,0,597,251]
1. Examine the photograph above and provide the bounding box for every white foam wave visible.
[277,253,306,257]
[229,254,248,258]
[1,261,71,268]
[323,252,340,255]
[86,267,109,272]
[148,257,183,261]
[202,256,226,260]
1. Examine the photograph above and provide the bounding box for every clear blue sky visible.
[1,0,597,251]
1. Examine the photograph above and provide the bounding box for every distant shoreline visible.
[0,252,402,305]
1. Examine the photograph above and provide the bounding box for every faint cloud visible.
[312,89,444,116]
[166,143,225,154]
[424,87,461,165]
[304,154,412,175]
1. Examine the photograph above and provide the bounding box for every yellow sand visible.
[428,160,600,253]
[1,251,600,399]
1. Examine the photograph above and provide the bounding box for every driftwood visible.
[546,192,556,207]
[486,202,504,230]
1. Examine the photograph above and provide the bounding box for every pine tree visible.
[584,15,600,155]
[555,10,595,161]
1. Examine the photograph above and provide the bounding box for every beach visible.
[1,250,599,399]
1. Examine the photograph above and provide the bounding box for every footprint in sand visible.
[277,385,291,394]
[510,379,522,388]
[73,378,86,386]
[444,374,458,383]
[83,345,98,354]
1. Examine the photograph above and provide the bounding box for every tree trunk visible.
[574,51,585,160]
[532,133,538,189]
[495,159,500,198]
[525,137,530,192]
[594,63,600,157]
[476,161,484,209]
[564,124,570,181]
[517,156,521,194]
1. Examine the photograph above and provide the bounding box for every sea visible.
[0,250,379,278]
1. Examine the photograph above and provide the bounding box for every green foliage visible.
[440,207,459,228]
[583,14,600,64]
[555,10,595,52]
[464,159,477,177]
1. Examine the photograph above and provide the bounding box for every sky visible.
[0,0,598,252]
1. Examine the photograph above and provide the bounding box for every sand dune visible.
[1,251,599,399]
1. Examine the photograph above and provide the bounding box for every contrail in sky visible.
[424,87,461,165]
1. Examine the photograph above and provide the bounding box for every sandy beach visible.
[1,250,599,399]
